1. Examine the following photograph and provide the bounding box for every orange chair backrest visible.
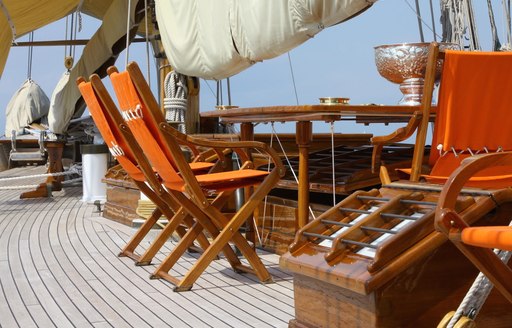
[428,50,512,188]
[77,79,144,182]
[108,70,184,188]
[431,50,512,165]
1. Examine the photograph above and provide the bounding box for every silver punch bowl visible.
[374,42,459,105]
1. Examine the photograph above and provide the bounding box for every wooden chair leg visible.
[136,209,196,265]
[171,182,278,291]
[119,207,162,260]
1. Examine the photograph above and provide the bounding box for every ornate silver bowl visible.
[374,42,459,105]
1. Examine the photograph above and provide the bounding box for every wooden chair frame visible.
[435,151,512,304]
[78,75,222,265]
[108,62,285,291]
[371,42,440,181]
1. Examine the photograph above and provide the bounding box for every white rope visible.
[164,71,188,133]
[447,221,512,327]
[437,145,505,157]
[404,0,442,40]
[0,169,79,183]
[0,164,82,190]
[271,124,316,220]
[144,0,151,89]
[287,52,299,105]
[125,0,132,68]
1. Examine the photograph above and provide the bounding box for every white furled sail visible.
[47,0,138,134]
[4,79,49,136]
[155,0,376,80]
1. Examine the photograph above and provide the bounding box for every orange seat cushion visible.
[189,162,215,172]
[163,169,269,192]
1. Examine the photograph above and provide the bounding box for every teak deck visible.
[0,166,294,327]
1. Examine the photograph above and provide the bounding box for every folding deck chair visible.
[434,151,512,325]
[77,75,218,264]
[281,42,512,325]
[108,62,285,291]
[372,44,512,188]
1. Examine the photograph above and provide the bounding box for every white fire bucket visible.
[80,144,108,203]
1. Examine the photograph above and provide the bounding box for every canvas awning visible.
[0,0,117,78]
[0,0,143,133]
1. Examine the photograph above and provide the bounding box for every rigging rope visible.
[271,123,316,220]
[144,0,151,89]
[487,0,502,51]
[429,0,437,41]
[287,53,299,105]
[414,0,425,42]
[26,32,34,80]
[0,164,82,191]
[404,0,441,40]
[125,0,132,68]
[502,0,512,49]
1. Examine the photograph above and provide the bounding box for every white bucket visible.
[80,144,108,203]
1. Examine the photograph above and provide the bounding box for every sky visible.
[0,0,506,138]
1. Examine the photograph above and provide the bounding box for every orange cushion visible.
[398,153,512,189]
[163,169,269,192]
[190,162,215,172]
[462,226,512,251]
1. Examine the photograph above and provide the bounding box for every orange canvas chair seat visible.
[461,226,512,251]
[163,168,269,192]
[375,46,512,189]
[108,62,285,291]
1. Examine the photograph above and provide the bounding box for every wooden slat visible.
[0,166,293,328]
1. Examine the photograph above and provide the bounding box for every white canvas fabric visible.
[47,0,138,134]
[155,0,375,80]
[5,79,49,137]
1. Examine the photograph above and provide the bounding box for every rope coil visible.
[164,71,188,133]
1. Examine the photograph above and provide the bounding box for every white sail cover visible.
[47,0,138,134]
[155,0,375,80]
[5,79,50,136]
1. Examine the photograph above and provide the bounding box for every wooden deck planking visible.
[90,220,231,327]
[0,166,294,328]
[98,217,295,328]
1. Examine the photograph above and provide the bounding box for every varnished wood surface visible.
[201,104,436,124]
[0,166,294,327]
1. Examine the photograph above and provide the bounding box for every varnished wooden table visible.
[201,104,435,229]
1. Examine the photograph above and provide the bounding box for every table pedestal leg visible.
[296,121,313,229]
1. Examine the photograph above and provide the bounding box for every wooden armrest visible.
[435,151,512,234]
[159,122,285,176]
[370,111,422,173]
